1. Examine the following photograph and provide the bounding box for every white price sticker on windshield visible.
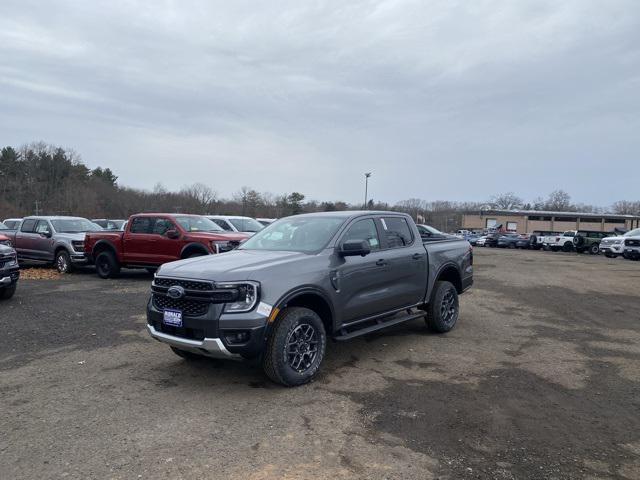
[256,302,273,317]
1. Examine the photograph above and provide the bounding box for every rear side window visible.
[342,219,380,250]
[381,217,414,248]
[130,217,153,234]
[21,219,36,232]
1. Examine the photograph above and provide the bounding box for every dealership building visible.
[462,209,640,234]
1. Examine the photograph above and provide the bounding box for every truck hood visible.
[157,249,310,282]
[185,232,249,242]
[55,232,88,242]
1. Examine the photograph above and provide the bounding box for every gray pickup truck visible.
[147,211,473,386]
[0,244,20,299]
[4,216,101,273]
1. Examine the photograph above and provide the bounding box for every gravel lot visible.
[1,249,639,479]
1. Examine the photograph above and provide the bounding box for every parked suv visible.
[85,214,249,278]
[0,244,20,299]
[207,216,265,235]
[4,216,99,273]
[623,233,640,260]
[600,228,640,258]
[573,230,610,254]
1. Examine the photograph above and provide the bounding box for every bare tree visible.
[545,190,573,211]
[490,192,524,210]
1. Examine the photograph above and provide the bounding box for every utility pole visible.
[35,200,39,215]
[364,172,372,209]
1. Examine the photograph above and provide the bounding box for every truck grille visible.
[625,239,640,247]
[153,277,213,290]
[153,295,209,317]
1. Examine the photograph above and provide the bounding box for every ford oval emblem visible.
[167,285,185,299]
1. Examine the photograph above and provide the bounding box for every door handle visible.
[412,253,424,260]
[375,259,388,266]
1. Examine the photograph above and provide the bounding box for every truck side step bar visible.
[333,309,427,341]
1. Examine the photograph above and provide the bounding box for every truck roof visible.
[292,210,411,219]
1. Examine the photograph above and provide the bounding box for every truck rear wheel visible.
[0,284,16,300]
[426,281,459,333]
[263,307,326,387]
[95,251,120,279]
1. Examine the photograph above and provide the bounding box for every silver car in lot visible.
[600,228,640,258]
[4,216,102,273]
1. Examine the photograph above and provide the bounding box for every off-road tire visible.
[562,242,573,252]
[55,250,73,274]
[170,346,202,360]
[426,280,459,333]
[95,251,121,279]
[263,307,327,387]
[0,284,16,300]
[589,244,600,255]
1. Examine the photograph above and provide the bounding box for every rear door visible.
[377,216,428,307]
[122,217,156,264]
[15,219,37,257]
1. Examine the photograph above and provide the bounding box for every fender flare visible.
[91,239,118,259]
[432,261,463,293]
[266,285,337,336]
[180,242,210,258]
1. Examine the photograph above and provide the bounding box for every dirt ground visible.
[1,248,639,480]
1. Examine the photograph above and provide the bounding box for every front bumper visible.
[146,298,268,359]
[70,252,89,265]
[0,266,20,286]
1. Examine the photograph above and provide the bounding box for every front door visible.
[33,220,54,261]
[152,217,183,263]
[335,218,395,322]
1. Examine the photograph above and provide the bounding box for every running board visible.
[333,311,427,341]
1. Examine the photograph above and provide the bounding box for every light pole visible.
[364,172,372,209]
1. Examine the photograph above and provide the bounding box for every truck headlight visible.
[71,240,85,252]
[218,281,260,313]
[0,240,12,247]
[4,254,17,267]
[211,241,230,254]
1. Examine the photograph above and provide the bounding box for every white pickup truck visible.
[542,231,576,252]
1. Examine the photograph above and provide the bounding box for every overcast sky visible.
[1,0,638,206]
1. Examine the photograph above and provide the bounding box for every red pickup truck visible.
[85,213,248,278]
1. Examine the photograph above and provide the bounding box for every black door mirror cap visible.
[166,229,180,239]
[340,239,371,257]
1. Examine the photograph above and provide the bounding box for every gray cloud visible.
[1,0,639,205]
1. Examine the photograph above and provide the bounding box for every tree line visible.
[1,143,638,232]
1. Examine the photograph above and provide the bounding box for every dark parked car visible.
[147,211,473,386]
[416,224,453,242]
[573,230,610,254]
[0,244,20,299]
[515,234,531,249]
[2,218,22,230]
[497,233,521,248]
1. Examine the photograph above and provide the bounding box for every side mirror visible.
[166,229,180,239]
[340,239,371,257]
[41,231,52,238]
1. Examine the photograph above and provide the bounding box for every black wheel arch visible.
[433,262,463,293]
[92,240,118,260]
[180,242,210,258]
[272,286,336,336]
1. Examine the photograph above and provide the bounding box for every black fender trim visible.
[91,240,118,262]
[180,242,210,258]
[265,285,337,337]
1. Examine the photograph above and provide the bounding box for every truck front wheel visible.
[95,251,121,279]
[426,281,459,333]
[0,284,16,300]
[263,307,327,387]
[55,250,73,274]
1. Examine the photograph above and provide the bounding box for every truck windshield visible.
[229,218,264,233]
[624,228,640,237]
[175,216,224,232]
[51,219,102,233]
[240,217,346,253]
